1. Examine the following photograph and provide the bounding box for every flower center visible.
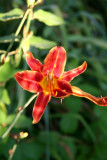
[40,72,58,93]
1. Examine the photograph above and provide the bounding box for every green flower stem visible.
[8,143,18,160]
[1,94,37,140]
[15,8,31,37]
[24,9,32,37]
[5,8,32,58]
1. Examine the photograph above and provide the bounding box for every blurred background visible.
[0,0,107,160]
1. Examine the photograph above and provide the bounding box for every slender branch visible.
[0,94,37,140]
[8,143,18,160]
[15,8,31,37]
[5,8,31,58]
[25,9,32,35]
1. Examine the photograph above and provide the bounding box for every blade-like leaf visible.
[0,8,24,21]
[0,35,19,43]
[29,36,57,49]
[34,9,64,26]
[68,35,107,49]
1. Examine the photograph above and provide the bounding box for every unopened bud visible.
[9,149,12,155]
[27,0,44,8]
[27,0,35,7]
[19,132,28,139]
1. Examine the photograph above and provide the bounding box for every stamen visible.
[47,70,49,81]
[54,91,57,96]
[50,72,52,80]
[60,98,64,104]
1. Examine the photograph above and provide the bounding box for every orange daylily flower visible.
[15,46,107,124]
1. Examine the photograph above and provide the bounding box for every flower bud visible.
[19,132,28,139]
[27,0,35,7]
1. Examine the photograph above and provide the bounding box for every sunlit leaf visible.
[29,36,57,49]
[0,8,23,21]
[34,9,64,26]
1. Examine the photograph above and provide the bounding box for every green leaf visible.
[0,8,24,21]
[68,35,107,49]
[34,9,64,26]
[0,35,19,43]
[0,61,16,82]
[60,115,78,133]
[29,36,57,49]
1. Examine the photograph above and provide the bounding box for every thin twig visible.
[5,8,31,58]
[8,143,18,160]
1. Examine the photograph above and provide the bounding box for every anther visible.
[47,70,49,81]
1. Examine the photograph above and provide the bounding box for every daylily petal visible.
[72,86,107,106]
[32,92,51,124]
[53,89,71,98]
[15,71,43,93]
[61,61,87,82]
[43,46,66,78]
[57,79,72,93]
[26,51,43,71]
[52,80,72,98]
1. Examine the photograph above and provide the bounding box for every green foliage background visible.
[0,0,107,160]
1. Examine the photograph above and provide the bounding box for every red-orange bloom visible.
[15,46,107,124]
